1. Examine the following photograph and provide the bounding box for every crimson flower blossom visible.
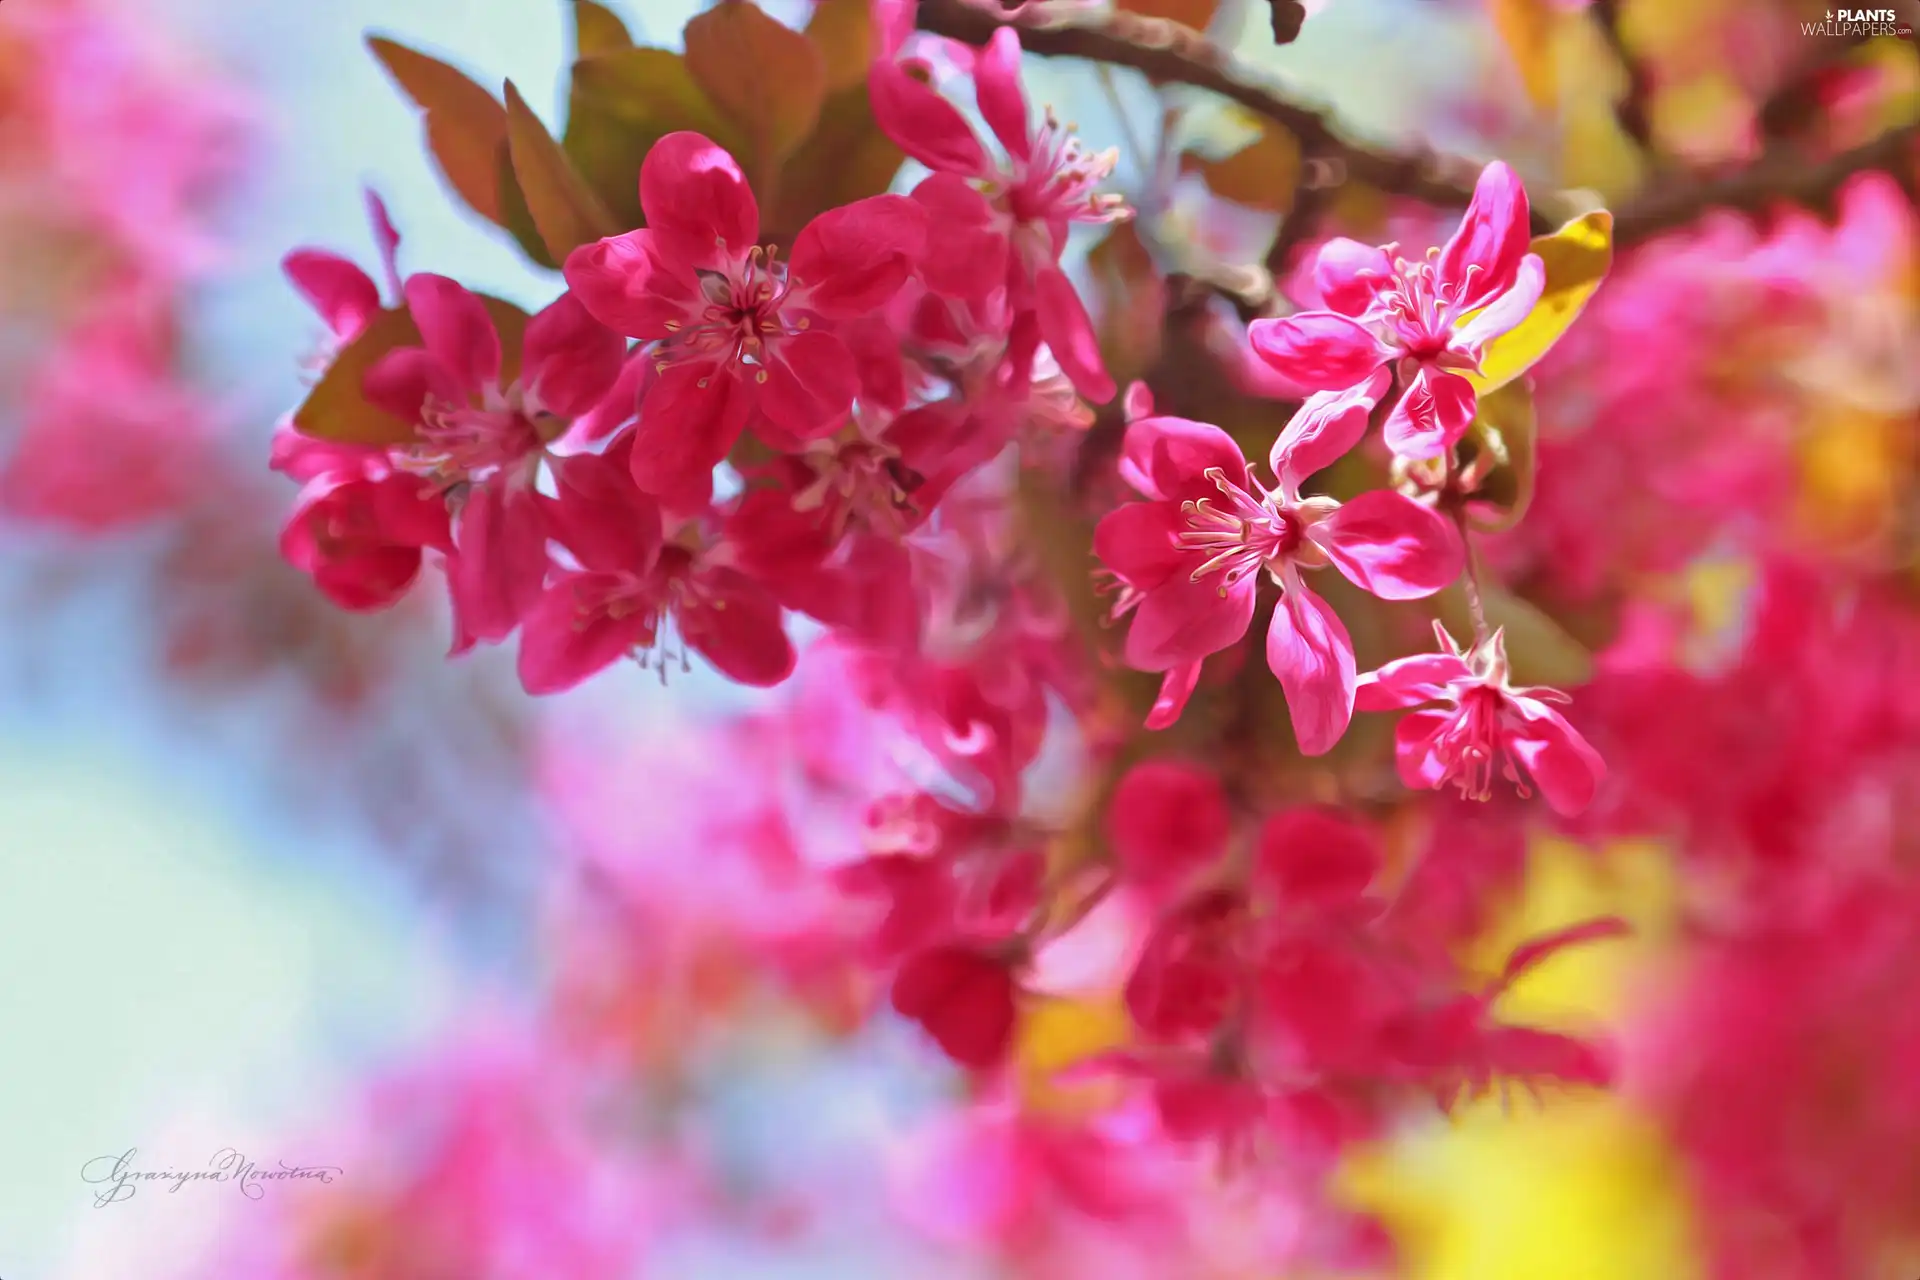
[516,439,794,696]
[868,13,1128,402]
[363,274,624,651]
[1247,161,1544,460]
[1355,621,1607,815]
[271,426,452,612]
[1093,373,1463,754]
[563,131,926,501]
[281,187,403,351]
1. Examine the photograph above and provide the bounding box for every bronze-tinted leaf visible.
[763,85,906,242]
[292,308,424,446]
[564,47,741,231]
[497,143,560,269]
[805,0,873,94]
[1184,125,1301,212]
[1465,378,1537,534]
[504,79,619,261]
[683,0,828,183]
[368,36,509,223]
[571,0,633,56]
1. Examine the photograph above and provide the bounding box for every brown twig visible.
[1757,31,1870,140]
[1586,0,1654,154]
[1612,121,1920,247]
[915,0,1556,233]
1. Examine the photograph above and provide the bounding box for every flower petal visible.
[971,26,1030,157]
[561,230,693,339]
[629,360,748,498]
[1033,263,1114,404]
[1354,651,1471,711]
[790,195,928,316]
[1118,416,1247,502]
[1270,368,1390,489]
[680,567,796,686]
[1452,251,1546,351]
[1309,488,1463,600]
[1092,500,1187,589]
[868,57,991,175]
[362,347,463,421]
[1246,311,1391,392]
[1437,160,1532,310]
[1506,698,1607,816]
[516,575,654,695]
[1392,708,1454,789]
[546,449,663,572]
[282,250,380,338]
[402,274,501,393]
[1381,365,1477,460]
[1146,660,1204,730]
[759,330,859,441]
[1311,237,1394,317]
[639,131,759,262]
[1265,580,1356,756]
[523,291,625,418]
[1126,571,1259,671]
[909,175,1007,301]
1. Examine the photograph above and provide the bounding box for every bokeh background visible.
[2,0,1914,1276]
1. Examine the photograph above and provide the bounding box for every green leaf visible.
[1435,585,1595,688]
[682,0,827,185]
[1465,378,1537,534]
[571,0,633,56]
[292,295,534,446]
[504,79,618,261]
[763,85,906,242]
[368,36,510,223]
[563,47,741,231]
[1468,209,1612,394]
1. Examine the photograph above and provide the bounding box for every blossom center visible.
[1430,683,1513,802]
[400,381,546,490]
[1177,468,1301,593]
[660,244,802,384]
[1374,249,1484,361]
[793,431,924,539]
[999,109,1128,229]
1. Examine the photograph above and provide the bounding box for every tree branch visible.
[1612,121,1920,246]
[1586,0,1654,153]
[915,0,1556,233]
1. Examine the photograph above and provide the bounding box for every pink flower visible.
[272,425,452,612]
[1356,621,1607,815]
[1093,374,1463,752]
[1104,758,1232,893]
[515,440,795,694]
[869,18,1128,402]
[563,132,926,500]
[1247,162,1544,460]
[282,187,403,348]
[891,941,1021,1069]
[362,275,624,651]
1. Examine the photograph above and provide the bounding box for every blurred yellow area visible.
[1338,835,1704,1280]
[1016,991,1132,1117]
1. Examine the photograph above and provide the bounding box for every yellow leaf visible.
[682,0,828,184]
[805,0,873,94]
[1183,125,1301,213]
[1468,209,1612,395]
[1486,0,1559,111]
[1015,994,1130,1116]
[367,36,509,223]
[504,80,618,261]
[564,48,742,232]
[571,0,633,56]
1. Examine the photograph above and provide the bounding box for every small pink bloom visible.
[870,20,1129,402]
[1248,162,1545,460]
[275,426,452,612]
[1356,621,1607,815]
[892,942,1020,1069]
[563,132,926,498]
[1105,759,1232,892]
[1094,373,1463,751]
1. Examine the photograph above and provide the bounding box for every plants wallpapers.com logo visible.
[1804,7,1916,36]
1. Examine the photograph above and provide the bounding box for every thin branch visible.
[1757,31,1870,140]
[916,0,1556,233]
[1587,0,1654,153]
[1612,121,1920,246]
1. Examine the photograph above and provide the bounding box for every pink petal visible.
[868,58,991,176]
[1452,252,1546,350]
[679,567,796,686]
[1311,237,1394,316]
[909,175,1007,301]
[1118,416,1248,502]
[1246,311,1391,392]
[1256,806,1380,905]
[1309,488,1463,600]
[759,331,859,440]
[1437,160,1532,310]
[362,346,462,421]
[1147,660,1204,730]
[523,291,625,418]
[790,195,928,316]
[516,576,654,695]
[446,479,549,652]
[1126,571,1258,671]
[1092,500,1188,589]
[1269,368,1389,488]
[1392,708,1454,789]
[1105,758,1231,888]
[282,250,380,338]
[1353,651,1471,711]
[1265,580,1356,757]
[971,27,1030,157]
[402,273,501,393]
[561,230,692,339]
[546,450,663,572]
[639,131,760,263]
[629,361,748,498]
[365,187,403,297]
[1381,365,1477,460]
[1033,263,1114,404]
[1506,699,1608,816]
